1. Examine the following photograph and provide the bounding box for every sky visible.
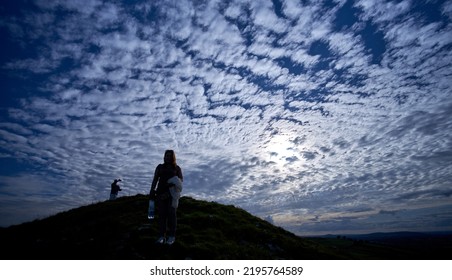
[0,0,451,236]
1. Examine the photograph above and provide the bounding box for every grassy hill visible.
[0,195,448,260]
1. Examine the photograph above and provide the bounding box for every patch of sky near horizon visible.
[0,0,451,235]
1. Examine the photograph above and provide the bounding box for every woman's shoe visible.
[166,236,175,245]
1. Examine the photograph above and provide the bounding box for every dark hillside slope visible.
[1,195,333,259]
[0,195,444,260]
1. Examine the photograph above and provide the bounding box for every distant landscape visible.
[1,195,450,260]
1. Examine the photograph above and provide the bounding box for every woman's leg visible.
[157,199,169,238]
[168,206,177,237]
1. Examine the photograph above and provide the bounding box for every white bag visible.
[167,176,183,208]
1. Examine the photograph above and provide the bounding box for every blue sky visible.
[0,0,451,236]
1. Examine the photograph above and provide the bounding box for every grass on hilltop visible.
[0,195,445,260]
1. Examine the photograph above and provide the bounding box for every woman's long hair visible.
[164,149,177,166]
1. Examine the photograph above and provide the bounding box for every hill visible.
[1,195,449,259]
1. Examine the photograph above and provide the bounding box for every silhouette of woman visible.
[149,150,183,245]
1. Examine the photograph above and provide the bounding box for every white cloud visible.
[249,0,288,33]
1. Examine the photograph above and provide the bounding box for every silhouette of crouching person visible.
[110,179,122,200]
[149,150,183,245]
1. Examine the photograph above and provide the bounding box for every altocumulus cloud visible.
[0,0,451,235]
